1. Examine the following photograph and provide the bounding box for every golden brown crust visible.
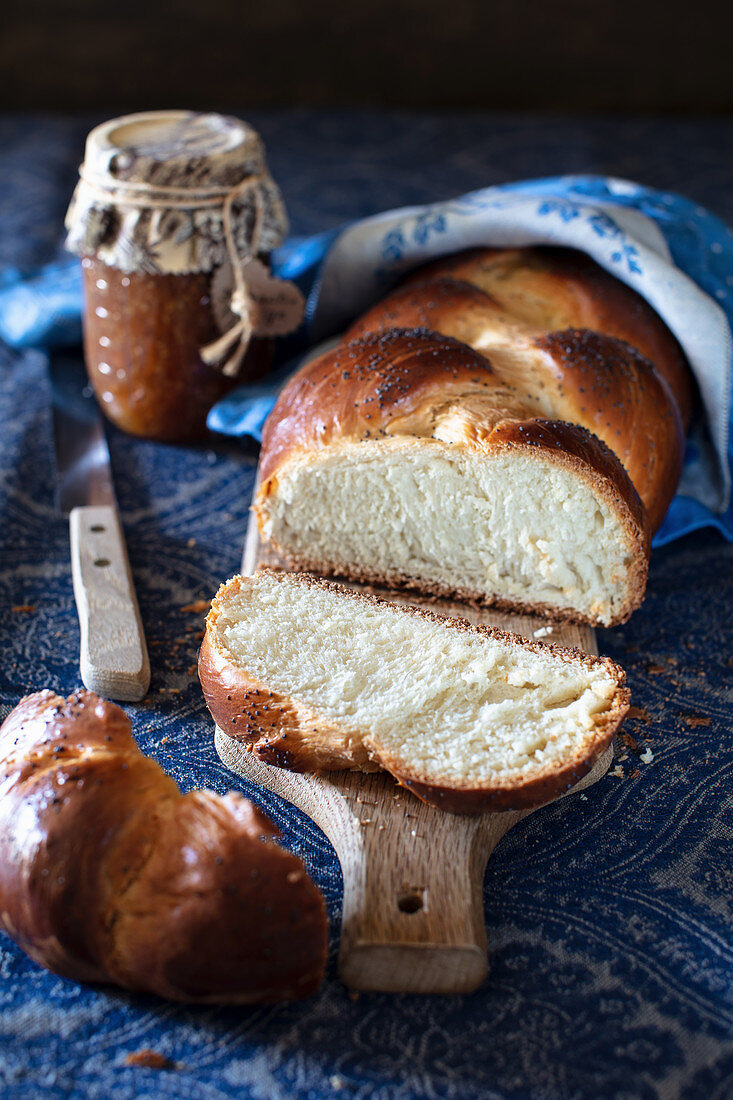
[0,690,327,1002]
[398,246,693,422]
[346,276,505,348]
[201,571,630,813]
[344,249,688,532]
[259,327,507,484]
[532,328,683,531]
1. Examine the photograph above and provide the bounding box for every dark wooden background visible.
[3,0,732,113]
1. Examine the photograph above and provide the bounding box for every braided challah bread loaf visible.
[0,690,327,1002]
[255,247,691,626]
[345,247,690,533]
[255,327,649,625]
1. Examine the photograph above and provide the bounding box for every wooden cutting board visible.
[213,493,612,995]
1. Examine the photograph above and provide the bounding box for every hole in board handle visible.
[90,524,106,533]
[94,558,111,567]
[397,889,426,914]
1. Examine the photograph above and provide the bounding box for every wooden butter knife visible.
[49,352,150,702]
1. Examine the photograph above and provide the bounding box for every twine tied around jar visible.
[77,168,269,377]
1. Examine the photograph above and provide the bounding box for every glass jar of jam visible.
[80,258,270,441]
[65,111,298,442]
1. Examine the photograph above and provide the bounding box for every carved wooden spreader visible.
[213,494,612,995]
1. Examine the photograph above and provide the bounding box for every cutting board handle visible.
[338,812,515,993]
[296,769,522,995]
[215,732,522,994]
[215,730,610,996]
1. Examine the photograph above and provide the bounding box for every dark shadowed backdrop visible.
[2,0,732,114]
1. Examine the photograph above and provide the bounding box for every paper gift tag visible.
[211,258,305,338]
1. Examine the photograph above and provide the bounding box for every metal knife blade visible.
[49,352,150,702]
[49,352,116,513]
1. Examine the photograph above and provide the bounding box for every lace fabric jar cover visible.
[65,111,303,442]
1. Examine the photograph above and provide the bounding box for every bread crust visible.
[344,250,687,532]
[201,571,630,814]
[0,690,327,1002]
[397,246,693,423]
[256,328,650,626]
[258,327,506,484]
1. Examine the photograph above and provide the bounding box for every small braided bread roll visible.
[0,690,327,1002]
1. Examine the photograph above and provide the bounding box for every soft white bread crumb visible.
[260,441,644,627]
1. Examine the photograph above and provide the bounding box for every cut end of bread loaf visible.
[257,432,648,628]
[200,571,629,813]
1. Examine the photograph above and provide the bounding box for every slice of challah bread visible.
[345,247,689,533]
[200,571,629,813]
[255,328,649,626]
[0,690,327,1002]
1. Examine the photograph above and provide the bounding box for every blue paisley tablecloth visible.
[0,112,732,1100]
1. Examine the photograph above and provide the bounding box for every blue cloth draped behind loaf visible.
[0,113,732,1100]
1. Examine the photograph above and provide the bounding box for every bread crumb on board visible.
[533,625,554,638]
[124,1050,176,1070]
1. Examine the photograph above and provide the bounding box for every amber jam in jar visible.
[66,111,295,443]
[81,257,270,442]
